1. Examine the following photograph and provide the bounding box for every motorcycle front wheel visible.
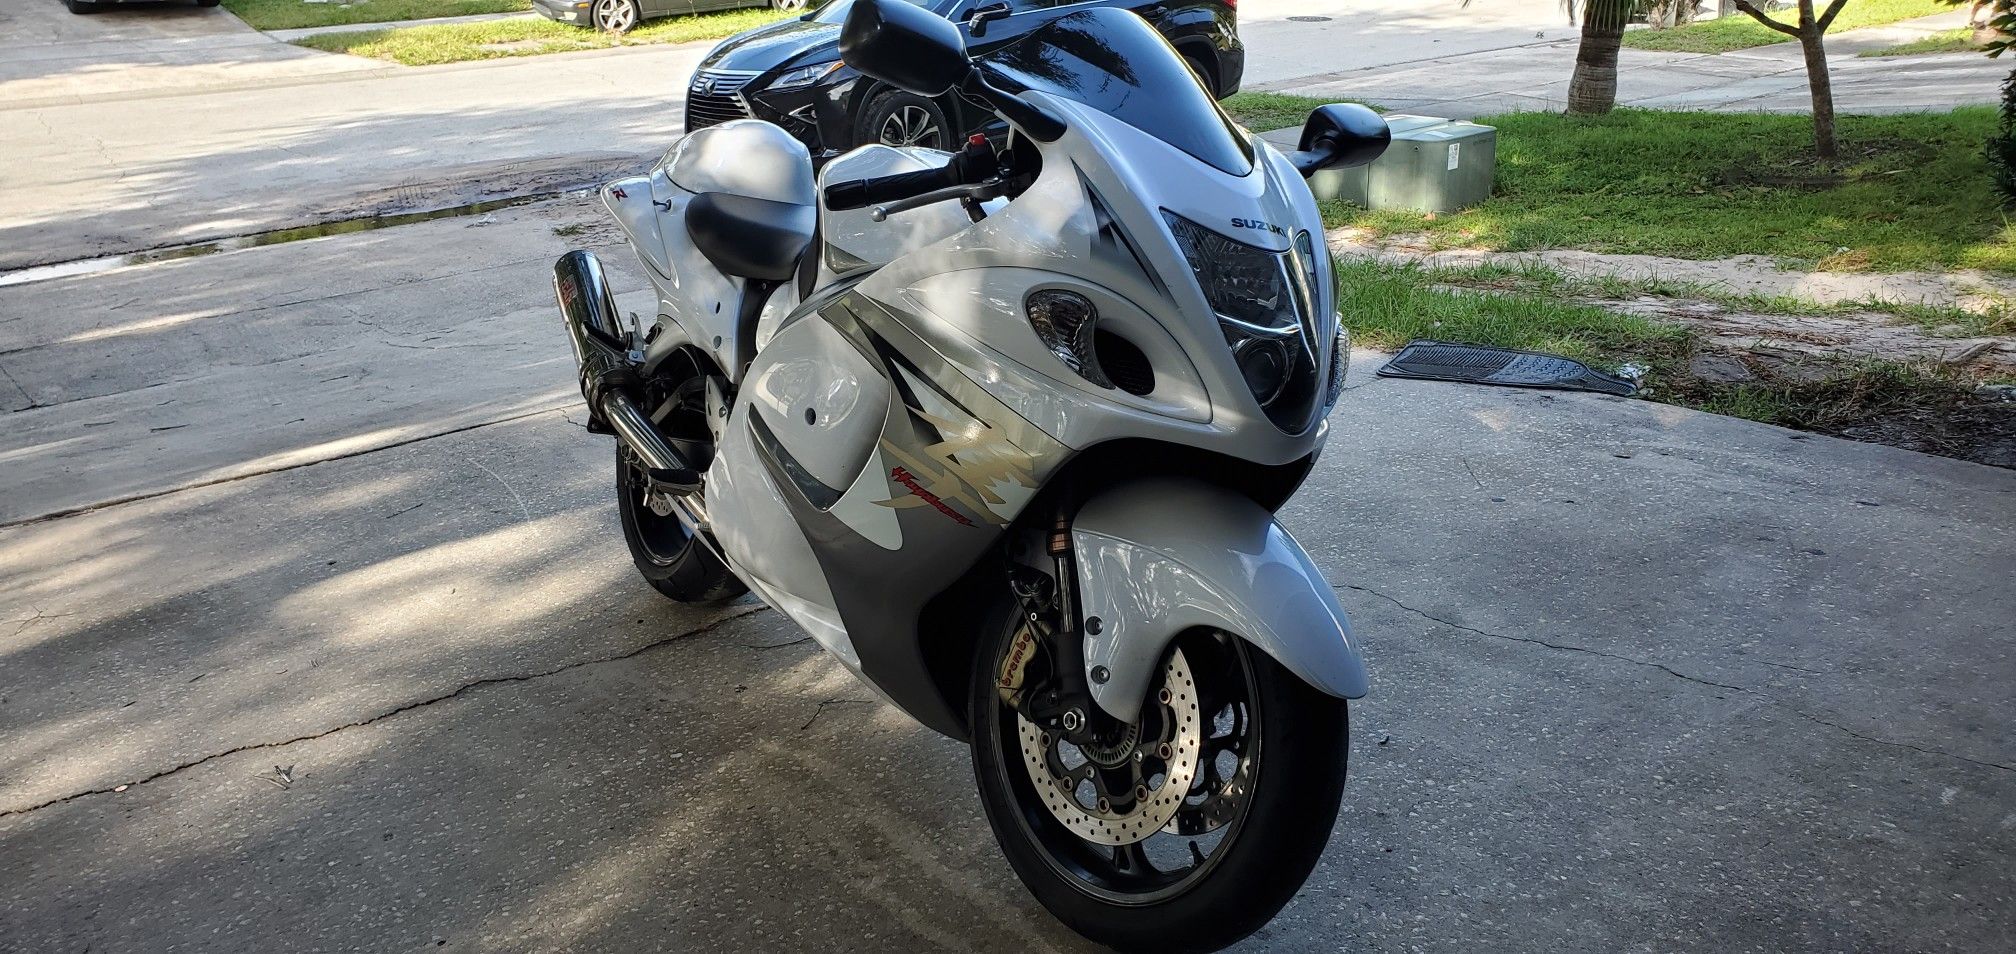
[969,618,1350,953]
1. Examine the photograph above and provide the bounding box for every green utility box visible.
[1263,115,1497,214]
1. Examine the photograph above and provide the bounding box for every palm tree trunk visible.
[1567,1,1629,115]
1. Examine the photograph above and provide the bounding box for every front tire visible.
[969,620,1350,952]
[591,0,640,34]
[65,1,103,13]
[855,89,949,150]
[615,446,746,602]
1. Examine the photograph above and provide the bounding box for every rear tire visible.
[65,1,103,13]
[196,0,222,8]
[616,447,746,602]
[969,616,1350,953]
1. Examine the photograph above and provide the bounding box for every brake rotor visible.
[1016,650,1201,846]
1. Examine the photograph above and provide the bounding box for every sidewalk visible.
[1268,11,2000,117]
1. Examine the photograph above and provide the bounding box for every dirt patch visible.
[1595,295,2016,376]
[1661,358,2016,469]
[1331,233,2016,313]
[1718,138,1936,191]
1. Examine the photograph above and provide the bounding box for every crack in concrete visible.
[799,697,874,732]
[1341,583,2016,775]
[0,603,771,821]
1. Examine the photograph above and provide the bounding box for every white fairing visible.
[606,121,815,383]
[661,119,815,206]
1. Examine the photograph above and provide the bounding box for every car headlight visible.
[766,60,841,91]
[1165,212,1321,429]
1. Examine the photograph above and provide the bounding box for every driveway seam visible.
[0,603,771,821]
[1341,583,2016,775]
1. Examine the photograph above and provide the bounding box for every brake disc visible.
[1016,649,1202,846]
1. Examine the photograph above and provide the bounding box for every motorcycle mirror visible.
[839,0,974,97]
[1290,104,1391,178]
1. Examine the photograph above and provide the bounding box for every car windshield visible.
[810,0,944,25]
[984,8,1253,176]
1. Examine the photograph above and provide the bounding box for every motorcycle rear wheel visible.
[969,616,1349,953]
[615,446,745,602]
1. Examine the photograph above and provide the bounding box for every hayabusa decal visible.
[873,409,1035,527]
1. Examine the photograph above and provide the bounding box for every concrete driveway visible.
[2,195,2011,951]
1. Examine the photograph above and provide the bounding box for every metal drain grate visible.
[1376,340,1637,396]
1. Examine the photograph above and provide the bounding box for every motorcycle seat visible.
[685,192,816,284]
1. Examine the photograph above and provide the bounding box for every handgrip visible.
[823,165,963,212]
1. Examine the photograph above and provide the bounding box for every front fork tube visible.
[1041,509,1107,743]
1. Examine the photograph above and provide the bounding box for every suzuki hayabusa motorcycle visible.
[552,0,1390,948]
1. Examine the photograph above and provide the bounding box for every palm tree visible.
[1566,1,1639,114]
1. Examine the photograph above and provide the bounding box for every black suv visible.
[685,0,1243,157]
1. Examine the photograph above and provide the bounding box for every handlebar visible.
[823,135,999,212]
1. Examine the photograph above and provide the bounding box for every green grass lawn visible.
[292,8,790,65]
[224,0,530,31]
[1619,0,1949,53]
[1222,95,2014,274]
[1859,26,1987,55]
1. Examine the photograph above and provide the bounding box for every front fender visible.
[1072,477,1367,723]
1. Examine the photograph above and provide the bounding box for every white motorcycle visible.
[553,0,1389,947]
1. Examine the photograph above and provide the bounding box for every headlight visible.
[766,61,841,91]
[1165,212,1320,430]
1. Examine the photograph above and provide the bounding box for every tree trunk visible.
[1566,1,1628,115]
[1796,1,1838,160]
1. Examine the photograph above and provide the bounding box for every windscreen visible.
[984,8,1253,176]
[811,0,943,25]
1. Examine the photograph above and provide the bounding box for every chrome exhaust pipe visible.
[553,250,699,491]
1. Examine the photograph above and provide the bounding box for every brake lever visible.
[869,178,1006,222]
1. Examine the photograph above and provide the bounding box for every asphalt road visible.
[2,194,2012,952]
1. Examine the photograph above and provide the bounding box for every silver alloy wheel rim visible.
[1015,649,1202,846]
[773,0,807,9]
[878,105,942,148]
[594,0,635,32]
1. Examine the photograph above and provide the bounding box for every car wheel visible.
[1183,52,1218,98]
[856,90,949,151]
[64,0,104,13]
[771,0,809,10]
[592,0,641,34]
[196,0,222,7]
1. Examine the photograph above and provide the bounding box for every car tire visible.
[591,0,641,34]
[855,89,950,151]
[196,0,222,7]
[1183,51,1218,98]
[65,0,103,13]
[770,0,809,10]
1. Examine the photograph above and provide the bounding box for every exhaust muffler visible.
[553,250,699,493]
